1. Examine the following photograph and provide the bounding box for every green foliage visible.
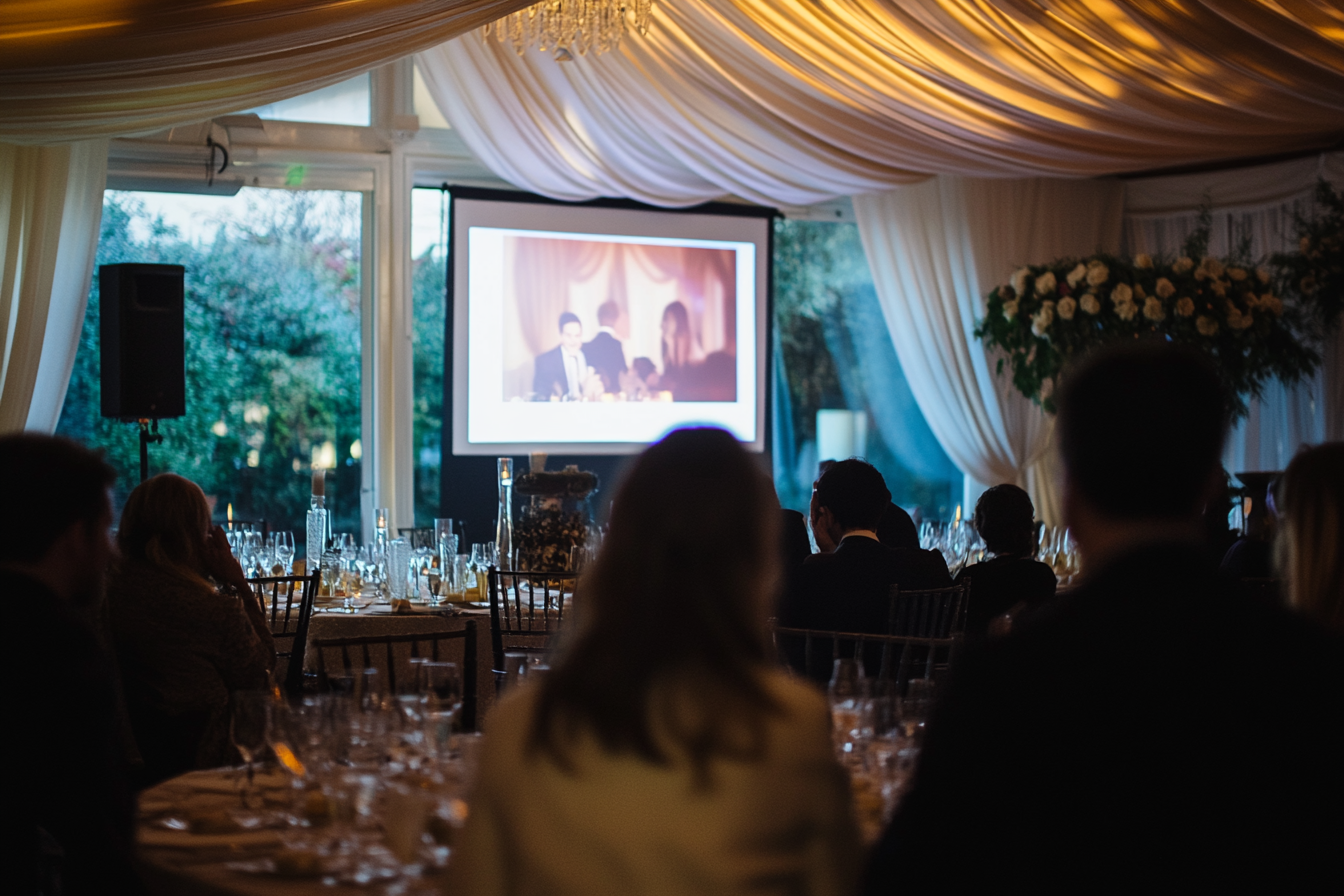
[411,236,446,528]
[57,190,364,543]
[1272,178,1344,335]
[974,241,1319,419]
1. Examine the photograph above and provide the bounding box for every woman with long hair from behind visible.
[449,428,860,896]
[1276,442,1344,632]
[107,474,274,785]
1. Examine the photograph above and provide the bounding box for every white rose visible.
[1176,297,1195,317]
[1263,293,1282,315]
[1002,299,1020,320]
[1086,260,1110,287]
[1011,267,1030,297]
[1034,270,1057,296]
[1057,295,1077,320]
[1115,300,1138,321]
[1080,294,1101,315]
[1229,308,1254,330]
[1201,257,1224,279]
[1031,300,1055,336]
[1110,282,1133,305]
[1142,296,1166,322]
[1256,265,1271,284]
[1196,315,1218,336]
[1134,253,1153,269]
[1173,256,1194,274]
[1154,277,1175,299]
[1227,267,1247,281]
[1066,263,1087,287]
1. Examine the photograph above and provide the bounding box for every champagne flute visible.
[230,690,271,808]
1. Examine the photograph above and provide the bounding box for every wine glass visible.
[273,531,295,574]
[230,690,272,807]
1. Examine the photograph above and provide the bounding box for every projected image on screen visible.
[503,236,737,404]
[453,195,768,454]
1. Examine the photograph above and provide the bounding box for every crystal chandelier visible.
[482,0,655,60]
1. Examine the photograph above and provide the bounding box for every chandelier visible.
[482,0,655,59]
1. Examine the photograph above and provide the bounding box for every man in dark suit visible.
[779,459,952,678]
[582,300,627,394]
[532,311,593,400]
[864,344,1344,894]
[4,434,142,894]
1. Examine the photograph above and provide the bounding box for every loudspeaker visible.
[99,263,186,419]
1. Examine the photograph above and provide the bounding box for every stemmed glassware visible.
[230,690,272,808]
[272,531,295,574]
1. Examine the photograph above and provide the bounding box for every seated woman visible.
[107,474,274,785]
[1276,442,1344,633]
[955,484,1057,638]
[449,428,860,896]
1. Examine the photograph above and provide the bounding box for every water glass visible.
[230,690,272,806]
[419,662,463,717]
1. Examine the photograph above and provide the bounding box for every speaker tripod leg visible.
[137,419,163,483]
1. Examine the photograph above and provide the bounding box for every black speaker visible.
[99,263,186,419]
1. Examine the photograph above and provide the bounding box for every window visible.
[413,64,452,130]
[773,219,959,520]
[245,74,372,127]
[57,188,365,546]
[410,186,449,526]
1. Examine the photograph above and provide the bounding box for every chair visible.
[311,626,478,730]
[769,623,959,693]
[398,527,436,550]
[486,567,576,693]
[247,569,319,696]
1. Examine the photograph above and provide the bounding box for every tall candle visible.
[311,468,325,497]
[227,503,233,527]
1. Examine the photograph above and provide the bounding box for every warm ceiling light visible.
[482,0,655,60]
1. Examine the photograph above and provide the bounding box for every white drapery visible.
[854,178,1125,524]
[1122,153,1344,471]
[419,0,1344,207]
[0,140,108,433]
[1,0,533,144]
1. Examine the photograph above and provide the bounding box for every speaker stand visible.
[137,418,163,483]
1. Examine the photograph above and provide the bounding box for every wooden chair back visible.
[769,623,960,691]
[486,567,576,689]
[311,624,478,730]
[398,527,436,550]
[248,569,319,696]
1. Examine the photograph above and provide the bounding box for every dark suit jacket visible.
[16,574,140,894]
[532,345,570,399]
[955,554,1057,638]
[582,330,626,393]
[864,542,1344,895]
[778,536,952,680]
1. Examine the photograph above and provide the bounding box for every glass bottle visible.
[306,469,328,572]
[496,457,514,569]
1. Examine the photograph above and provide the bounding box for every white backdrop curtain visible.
[419,0,1344,208]
[854,177,1125,525]
[0,140,108,433]
[1122,153,1344,471]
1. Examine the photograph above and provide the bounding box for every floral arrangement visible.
[513,469,599,498]
[513,468,598,571]
[975,229,1320,418]
[1272,179,1344,335]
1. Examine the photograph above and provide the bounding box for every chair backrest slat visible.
[311,625,479,730]
[247,569,319,697]
[486,567,578,693]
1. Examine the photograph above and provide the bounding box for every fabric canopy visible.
[0,0,532,144]
[421,0,1344,207]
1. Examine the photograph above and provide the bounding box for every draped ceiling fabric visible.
[0,140,108,434]
[854,177,1125,525]
[420,0,1344,207]
[0,0,534,144]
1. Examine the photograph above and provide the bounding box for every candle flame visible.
[954,504,962,523]
[227,503,233,523]
[272,741,306,777]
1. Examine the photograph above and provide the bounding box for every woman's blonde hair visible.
[117,473,213,586]
[1276,443,1344,632]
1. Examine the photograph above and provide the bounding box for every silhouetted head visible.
[118,473,212,584]
[558,311,583,353]
[974,484,1036,556]
[597,301,620,328]
[813,459,891,532]
[1058,342,1228,523]
[0,434,115,566]
[1276,442,1344,632]
[661,301,692,368]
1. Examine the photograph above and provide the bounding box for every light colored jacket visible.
[448,667,860,896]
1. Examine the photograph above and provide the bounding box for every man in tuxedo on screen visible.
[533,311,598,400]
[583,301,627,393]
